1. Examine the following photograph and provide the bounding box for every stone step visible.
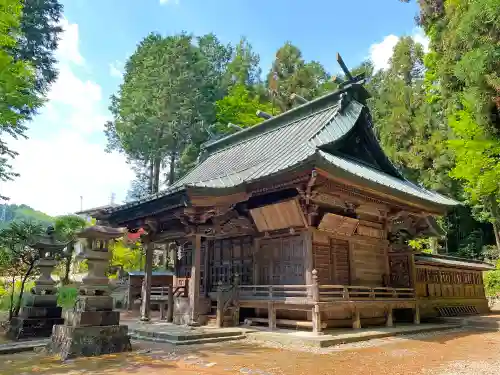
[0,339,49,355]
[130,333,246,346]
[128,327,244,342]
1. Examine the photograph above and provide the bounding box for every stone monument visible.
[49,225,132,359]
[7,226,68,340]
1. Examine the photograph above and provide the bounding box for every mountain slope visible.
[0,203,54,229]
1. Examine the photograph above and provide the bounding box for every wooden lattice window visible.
[207,236,253,292]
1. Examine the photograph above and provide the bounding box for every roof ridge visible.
[203,85,359,154]
[205,103,341,157]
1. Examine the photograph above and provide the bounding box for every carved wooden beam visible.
[144,217,159,236]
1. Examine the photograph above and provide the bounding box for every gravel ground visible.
[2,328,500,374]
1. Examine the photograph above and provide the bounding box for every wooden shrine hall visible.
[95,58,494,333]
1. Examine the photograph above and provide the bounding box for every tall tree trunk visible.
[63,243,73,285]
[490,197,500,252]
[152,156,161,193]
[493,221,500,253]
[8,275,15,321]
[14,264,34,317]
[148,159,154,194]
[168,152,176,186]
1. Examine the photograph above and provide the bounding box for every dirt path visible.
[2,328,500,375]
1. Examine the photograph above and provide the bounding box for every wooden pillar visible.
[352,308,361,329]
[189,234,202,323]
[386,306,394,327]
[127,275,132,311]
[268,302,276,330]
[304,230,314,286]
[216,281,223,328]
[203,239,210,296]
[410,253,418,289]
[312,305,323,335]
[253,238,260,286]
[160,302,166,320]
[414,304,421,325]
[140,241,154,322]
[167,285,174,322]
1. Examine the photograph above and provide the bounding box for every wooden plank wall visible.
[416,265,485,299]
[312,228,387,286]
[312,233,350,285]
[350,241,386,286]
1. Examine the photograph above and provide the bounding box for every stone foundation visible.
[49,325,131,359]
[7,296,63,340]
[7,316,64,340]
[49,295,131,360]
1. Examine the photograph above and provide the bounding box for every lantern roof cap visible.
[77,225,125,240]
[29,226,69,250]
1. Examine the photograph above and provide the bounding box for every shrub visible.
[57,286,78,308]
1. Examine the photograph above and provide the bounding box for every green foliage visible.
[107,32,233,192]
[110,239,144,272]
[15,0,63,97]
[369,21,496,257]
[0,280,34,312]
[0,220,44,318]
[0,0,43,186]
[57,285,77,308]
[484,270,500,296]
[267,42,335,112]
[369,36,454,192]
[215,83,275,128]
[415,0,500,248]
[408,238,433,253]
[54,214,87,284]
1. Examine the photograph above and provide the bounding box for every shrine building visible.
[94,67,494,333]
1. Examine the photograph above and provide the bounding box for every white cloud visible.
[412,28,430,53]
[0,18,134,216]
[48,65,102,111]
[57,18,84,65]
[109,60,124,78]
[369,28,430,72]
[2,131,134,216]
[369,34,399,72]
[160,0,179,5]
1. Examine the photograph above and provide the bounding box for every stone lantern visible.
[49,225,131,360]
[7,226,69,340]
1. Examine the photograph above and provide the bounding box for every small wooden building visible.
[97,71,494,332]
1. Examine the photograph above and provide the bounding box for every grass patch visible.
[0,280,78,312]
[57,285,78,308]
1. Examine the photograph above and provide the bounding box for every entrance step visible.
[129,326,247,345]
[130,333,246,345]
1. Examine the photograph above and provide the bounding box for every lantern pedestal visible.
[49,225,131,360]
[7,228,67,340]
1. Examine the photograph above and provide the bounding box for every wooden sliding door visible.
[257,235,305,285]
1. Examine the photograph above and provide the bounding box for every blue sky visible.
[2,0,424,216]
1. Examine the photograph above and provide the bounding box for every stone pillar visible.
[7,226,67,340]
[140,241,153,322]
[189,234,201,325]
[49,225,131,360]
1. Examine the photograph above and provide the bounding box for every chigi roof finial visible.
[335,53,366,88]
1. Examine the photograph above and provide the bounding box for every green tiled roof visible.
[170,101,362,189]
[104,86,459,217]
[415,253,495,270]
[316,151,459,207]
